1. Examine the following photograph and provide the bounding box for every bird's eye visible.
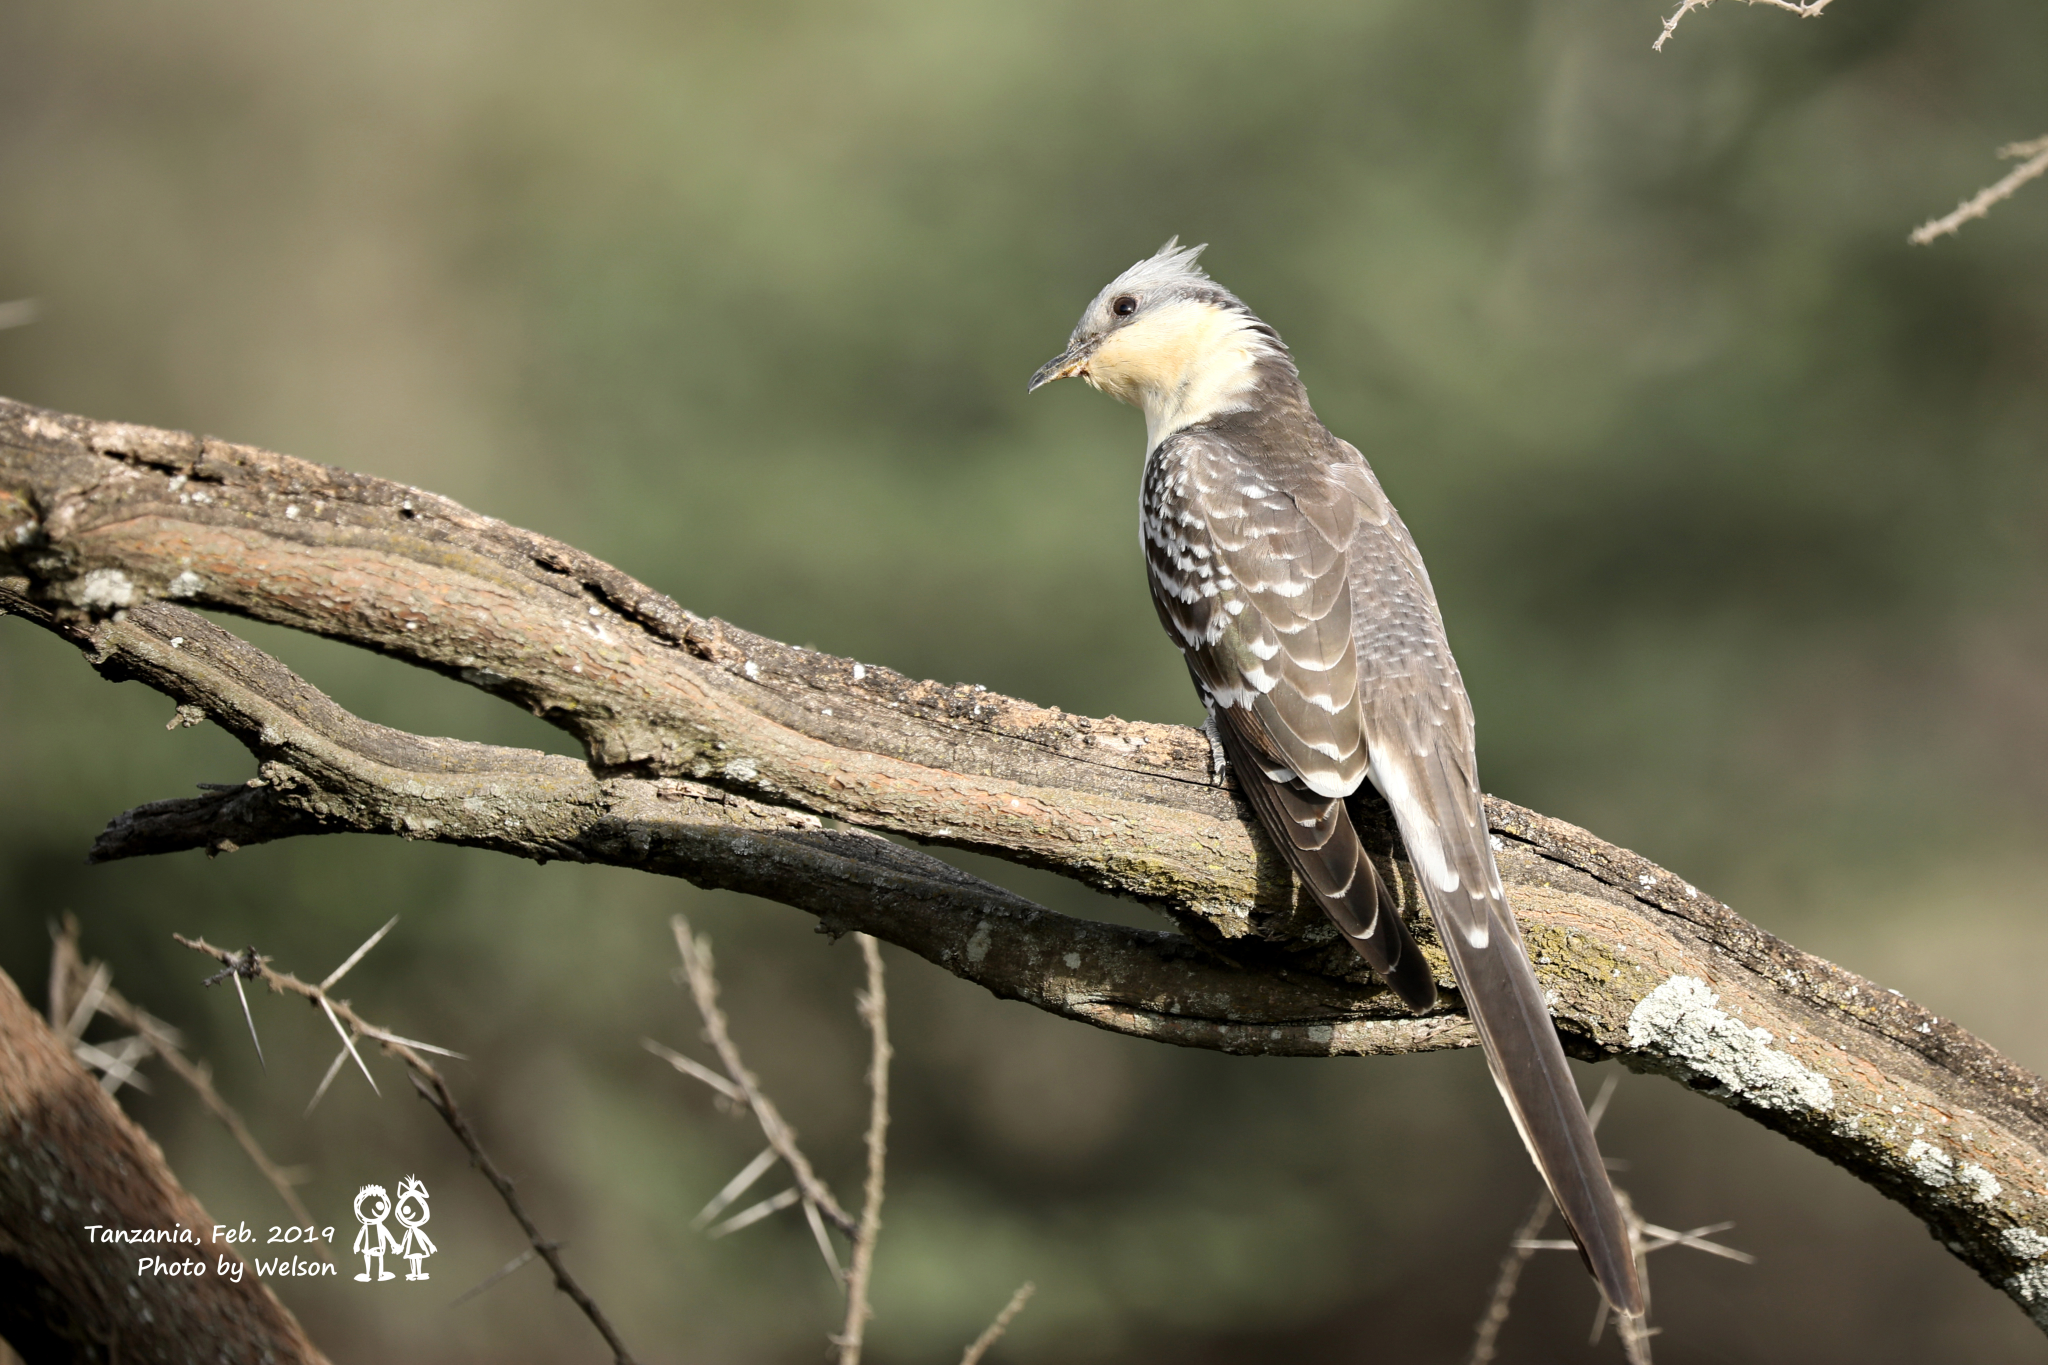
[1112,295,1137,317]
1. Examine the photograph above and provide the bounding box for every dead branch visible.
[1,394,2046,1333]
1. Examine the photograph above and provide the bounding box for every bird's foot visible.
[1202,712,1231,786]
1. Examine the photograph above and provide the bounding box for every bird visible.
[1029,239,1644,1321]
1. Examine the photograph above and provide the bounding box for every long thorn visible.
[357,1023,466,1059]
[62,963,111,1043]
[320,995,379,1095]
[1586,1072,1621,1131]
[321,915,398,991]
[642,1037,743,1101]
[707,1187,800,1238]
[450,1246,540,1308]
[232,971,266,1071]
[305,1046,350,1116]
[803,1197,845,1283]
[692,1147,780,1230]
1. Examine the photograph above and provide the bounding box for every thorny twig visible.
[1652,0,1833,52]
[960,1282,1037,1365]
[837,934,892,1365]
[1910,136,2048,245]
[669,916,860,1238]
[1466,1191,1558,1365]
[1467,1075,1621,1365]
[1468,1079,1751,1365]
[172,930,640,1365]
[48,917,332,1263]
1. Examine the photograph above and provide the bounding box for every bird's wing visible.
[1333,448,1646,1319]
[1143,431,1434,1007]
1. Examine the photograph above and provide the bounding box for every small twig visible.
[171,931,637,1364]
[959,1282,1037,1365]
[669,916,858,1237]
[837,934,892,1365]
[1652,0,1833,52]
[1467,1074,1622,1365]
[1910,136,2048,245]
[1467,1192,1557,1365]
[48,913,85,1030]
[410,1070,641,1365]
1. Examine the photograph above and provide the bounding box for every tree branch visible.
[3,394,2046,1333]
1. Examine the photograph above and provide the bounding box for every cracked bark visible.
[2,393,2046,1340]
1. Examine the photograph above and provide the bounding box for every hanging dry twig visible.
[171,929,640,1365]
[1910,136,2048,245]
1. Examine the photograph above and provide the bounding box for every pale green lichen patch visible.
[2006,1227,2048,1260]
[1908,1139,1956,1187]
[1960,1162,2004,1202]
[1627,975,1834,1113]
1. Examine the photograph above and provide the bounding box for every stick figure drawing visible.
[393,1175,436,1281]
[352,1184,401,1282]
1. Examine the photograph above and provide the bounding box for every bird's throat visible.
[1084,300,1281,451]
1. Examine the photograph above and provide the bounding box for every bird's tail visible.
[1412,852,1645,1320]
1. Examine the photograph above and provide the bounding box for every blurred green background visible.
[3,0,2047,1359]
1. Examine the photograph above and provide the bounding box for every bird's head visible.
[1029,239,1288,449]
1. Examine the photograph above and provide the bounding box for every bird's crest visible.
[1103,237,1213,300]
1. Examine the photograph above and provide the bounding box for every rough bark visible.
[1,394,2045,1334]
[0,965,327,1364]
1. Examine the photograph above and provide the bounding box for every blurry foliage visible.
[2,0,2047,1360]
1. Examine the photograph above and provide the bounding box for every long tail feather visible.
[1401,825,1645,1319]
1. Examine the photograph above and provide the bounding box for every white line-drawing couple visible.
[353,1176,435,1282]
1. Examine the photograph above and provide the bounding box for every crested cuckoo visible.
[1030,240,1644,1320]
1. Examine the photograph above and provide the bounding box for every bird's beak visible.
[1028,338,1096,393]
